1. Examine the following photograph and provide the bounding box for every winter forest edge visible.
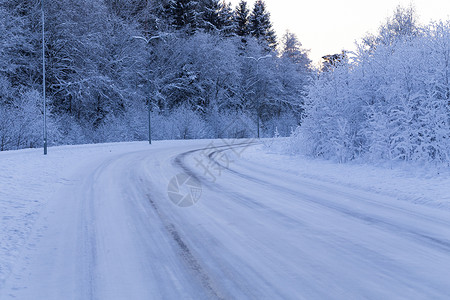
[0,1,449,165]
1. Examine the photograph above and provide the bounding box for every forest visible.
[0,1,448,164]
[0,0,310,150]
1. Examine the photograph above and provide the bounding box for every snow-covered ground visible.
[254,141,450,209]
[0,140,449,299]
[0,142,152,287]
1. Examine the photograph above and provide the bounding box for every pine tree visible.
[168,0,199,34]
[217,1,235,37]
[139,0,170,36]
[199,0,221,33]
[234,0,249,38]
[249,0,277,51]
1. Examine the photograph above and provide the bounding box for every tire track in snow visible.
[199,145,450,253]
[80,157,118,300]
[172,142,312,228]
[145,194,225,300]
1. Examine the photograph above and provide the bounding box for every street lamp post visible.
[42,0,47,155]
[145,0,152,145]
[148,97,151,144]
[137,82,152,145]
[133,35,155,145]
[245,54,271,139]
[132,34,167,145]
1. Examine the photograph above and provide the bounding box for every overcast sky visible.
[229,0,450,65]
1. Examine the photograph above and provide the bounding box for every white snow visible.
[253,141,450,209]
[1,140,450,299]
[0,142,150,287]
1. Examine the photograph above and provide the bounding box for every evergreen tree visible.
[234,0,249,37]
[198,0,235,35]
[168,0,199,34]
[199,0,221,33]
[217,1,235,37]
[249,0,277,51]
[137,0,172,36]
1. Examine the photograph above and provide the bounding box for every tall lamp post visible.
[138,83,152,145]
[148,97,151,144]
[245,54,271,139]
[133,34,166,145]
[42,0,47,155]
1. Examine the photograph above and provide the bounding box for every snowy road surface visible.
[1,140,450,299]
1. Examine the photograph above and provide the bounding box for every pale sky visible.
[229,0,450,65]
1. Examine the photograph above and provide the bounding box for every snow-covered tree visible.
[362,4,420,52]
[281,31,310,66]
[0,0,40,91]
[104,0,148,20]
[217,1,235,37]
[278,31,311,120]
[234,0,250,38]
[295,6,450,164]
[0,0,312,148]
[168,0,199,34]
[249,0,277,51]
[199,0,221,33]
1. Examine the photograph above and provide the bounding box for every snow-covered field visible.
[0,140,449,299]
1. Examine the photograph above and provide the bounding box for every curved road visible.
[2,141,450,299]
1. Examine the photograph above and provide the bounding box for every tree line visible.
[0,0,311,150]
[4,1,444,165]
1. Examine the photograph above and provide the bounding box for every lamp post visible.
[147,96,151,145]
[245,54,271,139]
[133,35,156,145]
[132,34,167,145]
[42,0,47,155]
[137,83,152,145]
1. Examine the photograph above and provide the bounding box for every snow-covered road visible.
[1,140,450,299]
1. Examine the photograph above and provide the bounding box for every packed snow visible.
[1,140,449,299]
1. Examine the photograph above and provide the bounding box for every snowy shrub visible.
[262,111,299,138]
[167,105,208,140]
[277,126,301,154]
[206,109,257,139]
[55,114,87,145]
[0,105,14,151]
[0,89,53,151]
[299,60,365,162]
